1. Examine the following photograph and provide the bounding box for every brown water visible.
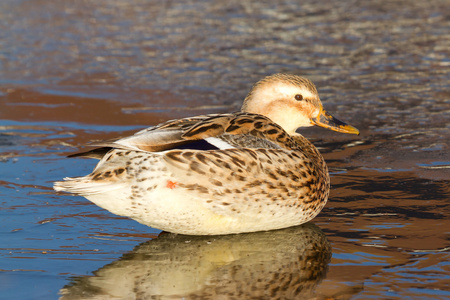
[1,0,449,299]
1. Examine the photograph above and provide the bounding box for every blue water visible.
[1,0,449,299]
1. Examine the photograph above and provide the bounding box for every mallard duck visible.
[54,74,359,235]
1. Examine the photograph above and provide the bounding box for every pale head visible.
[241,74,323,134]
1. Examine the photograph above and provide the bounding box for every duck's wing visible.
[71,112,298,158]
[89,114,221,152]
[70,114,221,158]
[181,112,298,150]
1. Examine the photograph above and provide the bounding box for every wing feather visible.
[71,112,298,158]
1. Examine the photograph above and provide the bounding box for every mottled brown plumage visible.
[54,74,359,235]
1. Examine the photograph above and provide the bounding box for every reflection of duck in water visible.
[54,74,359,235]
[60,223,331,299]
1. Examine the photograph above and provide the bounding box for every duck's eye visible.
[295,94,303,101]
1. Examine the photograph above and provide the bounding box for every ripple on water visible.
[0,0,449,299]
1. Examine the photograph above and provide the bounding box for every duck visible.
[54,74,359,235]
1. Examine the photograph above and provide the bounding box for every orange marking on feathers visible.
[166,180,178,189]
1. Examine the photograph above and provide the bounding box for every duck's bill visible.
[312,110,360,135]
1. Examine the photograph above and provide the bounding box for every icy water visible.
[1,0,449,299]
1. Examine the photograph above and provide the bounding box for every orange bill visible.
[312,109,360,135]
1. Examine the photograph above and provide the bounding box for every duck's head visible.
[241,73,359,135]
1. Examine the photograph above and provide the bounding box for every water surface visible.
[1,0,449,299]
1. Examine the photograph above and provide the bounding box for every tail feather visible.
[67,147,112,159]
[54,176,125,196]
